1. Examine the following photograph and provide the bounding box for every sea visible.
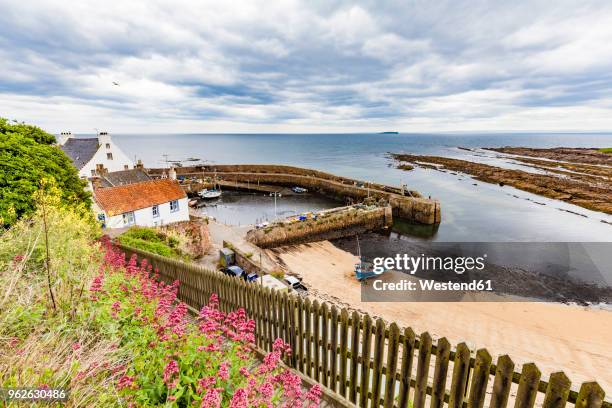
[112,132,612,242]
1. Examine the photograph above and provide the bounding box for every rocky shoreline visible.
[391,147,612,215]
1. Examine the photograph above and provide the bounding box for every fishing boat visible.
[291,186,308,193]
[354,236,385,281]
[198,189,222,199]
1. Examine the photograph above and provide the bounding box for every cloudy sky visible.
[1,0,612,133]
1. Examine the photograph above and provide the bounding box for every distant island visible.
[378,131,399,134]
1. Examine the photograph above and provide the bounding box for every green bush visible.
[117,235,176,258]
[0,118,91,227]
[117,227,185,259]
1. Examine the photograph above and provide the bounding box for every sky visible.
[1,0,612,133]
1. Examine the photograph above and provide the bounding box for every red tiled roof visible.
[94,178,186,216]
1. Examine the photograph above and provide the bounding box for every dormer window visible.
[107,153,113,160]
[106,143,110,149]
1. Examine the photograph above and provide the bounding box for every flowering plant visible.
[93,236,321,407]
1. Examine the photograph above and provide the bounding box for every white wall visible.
[100,197,189,229]
[79,135,133,178]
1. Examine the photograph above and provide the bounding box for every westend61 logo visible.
[372,254,487,275]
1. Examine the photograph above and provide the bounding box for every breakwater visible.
[245,205,393,248]
[149,164,441,224]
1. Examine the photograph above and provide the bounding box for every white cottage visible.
[93,179,189,228]
[60,131,133,179]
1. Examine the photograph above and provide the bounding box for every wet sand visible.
[268,241,612,393]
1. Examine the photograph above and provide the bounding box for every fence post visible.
[431,337,451,408]
[542,372,571,408]
[514,363,541,408]
[449,342,471,408]
[575,382,605,408]
[295,296,304,372]
[468,349,492,408]
[330,305,339,393]
[348,310,361,404]
[489,355,515,408]
[304,298,313,378]
[312,300,321,383]
[383,322,400,408]
[413,332,433,408]
[321,302,330,388]
[398,327,416,408]
[339,308,349,398]
[371,318,386,407]
[359,314,373,407]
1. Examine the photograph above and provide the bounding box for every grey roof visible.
[99,169,151,187]
[61,138,99,170]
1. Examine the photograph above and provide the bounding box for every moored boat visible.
[198,189,222,199]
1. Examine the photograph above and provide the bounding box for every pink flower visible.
[111,301,121,317]
[229,388,249,408]
[72,342,81,352]
[259,382,274,399]
[89,274,104,299]
[163,360,179,388]
[200,388,221,408]
[117,375,136,390]
[304,384,322,406]
[197,377,216,393]
[239,367,250,377]
[218,362,230,381]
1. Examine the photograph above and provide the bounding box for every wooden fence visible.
[118,244,609,408]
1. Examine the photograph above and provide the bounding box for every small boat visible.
[378,131,399,134]
[291,186,308,193]
[354,236,385,281]
[198,189,222,199]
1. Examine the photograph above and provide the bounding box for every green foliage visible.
[0,117,91,227]
[117,227,183,259]
[0,197,120,406]
[599,147,612,153]
[270,269,285,279]
[0,187,100,336]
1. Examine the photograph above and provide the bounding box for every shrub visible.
[0,118,91,227]
[117,227,183,259]
[270,269,285,280]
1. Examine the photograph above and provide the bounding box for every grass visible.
[116,227,183,259]
[598,147,612,153]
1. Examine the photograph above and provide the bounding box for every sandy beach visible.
[268,241,612,393]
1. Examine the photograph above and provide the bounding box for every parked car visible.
[284,276,307,292]
[220,265,259,282]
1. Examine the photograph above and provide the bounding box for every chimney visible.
[134,159,144,170]
[169,166,177,180]
[96,163,108,176]
[97,131,111,147]
[59,131,73,145]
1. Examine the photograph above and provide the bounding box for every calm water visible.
[113,133,612,242]
[194,191,340,226]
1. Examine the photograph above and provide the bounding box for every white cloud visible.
[1,0,612,132]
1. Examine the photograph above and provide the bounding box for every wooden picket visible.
[118,244,610,408]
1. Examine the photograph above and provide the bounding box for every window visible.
[107,153,113,160]
[106,143,111,149]
[170,200,179,213]
[124,164,129,170]
[122,211,135,225]
[91,169,96,176]
[152,205,159,218]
